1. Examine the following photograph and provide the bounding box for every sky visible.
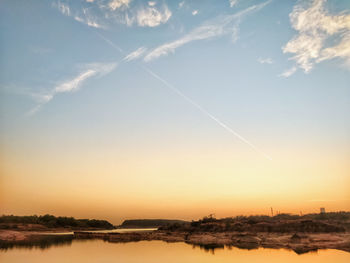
[0,0,349,224]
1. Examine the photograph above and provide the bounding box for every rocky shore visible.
[2,213,350,254]
[73,230,350,254]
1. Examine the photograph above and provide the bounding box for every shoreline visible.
[1,229,350,254]
[73,230,350,254]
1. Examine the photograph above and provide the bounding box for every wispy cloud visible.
[258,57,274,64]
[279,66,297,78]
[229,0,239,8]
[179,1,185,9]
[55,0,70,16]
[123,47,148,62]
[192,10,198,16]
[28,62,117,115]
[74,15,104,29]
[53,1,105,29]
[54,69,97,93]
[108,0,130,11]
[135,4,172,27]
[53,0,171,28]
[283,0,350,73]
[144,1,271,62]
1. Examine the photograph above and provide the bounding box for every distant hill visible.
[119,219,188,228]
[0,215,114,230]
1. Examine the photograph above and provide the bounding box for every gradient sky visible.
[1,0,350,224]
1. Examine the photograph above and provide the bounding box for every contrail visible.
[95,32,272,160]
[94,31,124,53]
[143,67,272,160]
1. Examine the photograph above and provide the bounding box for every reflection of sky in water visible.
[1,239,349,263]
[40,228,158,235]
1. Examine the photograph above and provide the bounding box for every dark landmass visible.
[0,214,114,231]
[158,212,350,233]
[119,219,188,228]
[75,212,350,254]
[1,212,350,254]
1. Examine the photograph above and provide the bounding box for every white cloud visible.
[279,66,297,78]
[74,15,104,29]
[55,63,116,93]
[179,1,185,8]
[54,69,97,93]
[283,0,350,73]
[136,5,172,27]
[54,1,105,28]
[192,10,198,16]
[123,47,147,61]
[229,0,239,8]
[108,0,130,11]
[144,1,270,62]
[53,0,173,28]
[54,1,70,16]
[258,57,274,64]
[86,0,95,2]
[28,63,117,115]
[31,93,54,104]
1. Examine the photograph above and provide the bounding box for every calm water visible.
[41,228,158,235]
[1,239,350,263]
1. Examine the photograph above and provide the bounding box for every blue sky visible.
[1,0,350,221]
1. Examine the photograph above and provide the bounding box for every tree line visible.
[0,214,114,229]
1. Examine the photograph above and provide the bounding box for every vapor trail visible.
[94,31,124,53]
[143,67,272,160]
[95,33,272,160]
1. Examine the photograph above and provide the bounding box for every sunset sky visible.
[1,0,349,224]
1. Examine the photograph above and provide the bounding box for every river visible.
[1,237,349,263]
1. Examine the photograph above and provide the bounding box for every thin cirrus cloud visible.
[74,15,104,29]
[229,0,239,8]
[53,0,171,28]
[143,0,271,62]
[258,57,274,64]
[282,0,350,74]
[28,63,117,115]
[279,66,297,78]
[123,47,148,62]
[53,1,104,29]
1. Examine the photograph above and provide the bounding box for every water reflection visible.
[190,243,225,254]
[0,228,157,251]
[0,234,73,251]
[0,234,348,257]
[1,240,349,263]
